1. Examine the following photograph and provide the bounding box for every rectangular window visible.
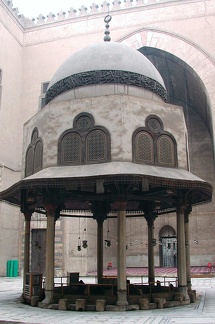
[41,97,46,108]
[42,82,49,94]
[39,81,49,109]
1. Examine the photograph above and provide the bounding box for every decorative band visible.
[45,69,167,104]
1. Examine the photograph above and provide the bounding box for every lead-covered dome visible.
[45,42,167,104]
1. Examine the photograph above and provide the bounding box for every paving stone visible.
[1,276,215,323]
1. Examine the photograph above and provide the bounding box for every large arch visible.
[117,28,215,268]
[117,28,215,155]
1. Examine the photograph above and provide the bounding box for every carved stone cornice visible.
[2,0,182,28]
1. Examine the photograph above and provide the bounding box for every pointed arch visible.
[25,146,34,177]
[118,28,215,151]
[34,140,43,173]
[25,128,43,177]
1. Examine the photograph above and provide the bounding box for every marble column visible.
[146,217,155,286]
[23,213,32,275]
[177,205,189,300]
[42,204,57,305]
[185,206,192,290]
[92,201,107,285]
[97,220,104,284]
[22,212,32,295]
[116,202,128,306]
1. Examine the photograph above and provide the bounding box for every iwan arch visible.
[120,28,215,135]
[0,0,215,310]
[121,27,215,271]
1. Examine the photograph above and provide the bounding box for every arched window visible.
[58,113,111,165]
[86,130,108,163]
[25,128,43,177]
[133,115,177,167]
[157,135,176,167]
[61,132,81,164]
[31,128,38,145]
[34,140,43,172]
[135,131,154,164]
[25,146,34,177]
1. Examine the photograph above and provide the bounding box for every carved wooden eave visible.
[0,162,212,217]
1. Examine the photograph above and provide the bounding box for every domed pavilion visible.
[0,18,212,310]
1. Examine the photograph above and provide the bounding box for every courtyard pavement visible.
[88,266,213,277]
[1,274,215,324]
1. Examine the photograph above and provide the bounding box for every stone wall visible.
[0,0,215,274]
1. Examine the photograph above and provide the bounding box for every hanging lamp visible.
[82,218,88,248]
[77,218,81,251]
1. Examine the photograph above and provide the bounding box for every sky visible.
[12,0,108,18]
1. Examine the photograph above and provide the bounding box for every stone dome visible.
[45,42,167,104]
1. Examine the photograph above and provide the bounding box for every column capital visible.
[45,204,61,222]
[112,201,127,211]
[144,214,157,226]
[24,212,32,221]
[184,205,192,223]
[176,204,187,214]
[92,201,109,223]
[45,203,58,214]
[97,219,104,227]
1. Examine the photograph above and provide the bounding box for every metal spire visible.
[104,15,112,42]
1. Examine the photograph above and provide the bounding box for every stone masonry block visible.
[59,299,69,310]
[149,302,157,309]
[154,297,166,309]
[174,292,183,302]
[30,296,40,307]
[188,290,196,303]
[75,299,86,311]
[139,297,150,310]
[96,299,106,312]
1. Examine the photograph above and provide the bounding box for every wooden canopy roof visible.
[0,162,212,217]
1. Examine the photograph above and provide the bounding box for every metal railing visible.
[42,275,178,296]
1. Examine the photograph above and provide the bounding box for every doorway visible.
[159,225,177,267]
[161,237,177,267]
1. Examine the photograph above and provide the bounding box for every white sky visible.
[12,0,107,17]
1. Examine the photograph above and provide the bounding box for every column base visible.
[19,293,25,303]
[178,286,190,301]
[116,289,128,306]
[187,280,192,290]
[41,290,54,305]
